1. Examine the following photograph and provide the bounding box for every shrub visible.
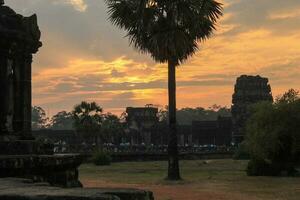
[92,151,112,166]
[233,142,250,160]
[246,159,282,176]
[245,89,300,176]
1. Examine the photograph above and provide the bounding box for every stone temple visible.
[0,0,41,141]
[0,0,83,187]
[0,2,153,199]
[231,75,273,144]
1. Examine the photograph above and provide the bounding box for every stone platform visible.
[0,140,53,155]
[0,154,83,187]
[0,178,154,200]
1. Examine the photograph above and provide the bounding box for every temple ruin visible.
[231,75,273,144]
[0,0,83,187]
[0,2,153,199]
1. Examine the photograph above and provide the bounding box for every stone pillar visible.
[0,44,16,140]
[12,55,23,136]
[22,54,34,138]
[0,57,8,137]
[0,2,42,141]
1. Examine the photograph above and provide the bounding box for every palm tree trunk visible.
[167,59,181,180]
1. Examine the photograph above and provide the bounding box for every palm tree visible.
[102,113,124,144]
[106,0,223,180]
[73,101,103,147]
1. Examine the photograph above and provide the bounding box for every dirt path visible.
[82,179,261,200]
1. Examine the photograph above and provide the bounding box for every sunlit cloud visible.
[54,0,88,12]
[5,0,300,116]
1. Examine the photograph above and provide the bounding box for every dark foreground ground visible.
[80,159,300,200]
[0,178,153,200]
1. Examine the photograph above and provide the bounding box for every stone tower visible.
[231,75,273,144]
[0,1,42,141]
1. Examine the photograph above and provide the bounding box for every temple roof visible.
[0,3,17,16]
[0,1,42,53]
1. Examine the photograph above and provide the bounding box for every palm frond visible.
[105,0,223,64]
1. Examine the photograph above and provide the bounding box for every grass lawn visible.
[79,159,300,200]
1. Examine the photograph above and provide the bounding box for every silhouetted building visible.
[177,125,192,146]
[125,106,159,145]
[231,75,273,144]
[33,130,78,144]
[0,1,82,187]
[33,113,232,148]
[191,117,232,146]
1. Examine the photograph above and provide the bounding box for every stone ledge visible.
[0,178,154,200]
[0,154,84,187]
[0,140,53,155]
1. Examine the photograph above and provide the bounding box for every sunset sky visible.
[6,0,300,116]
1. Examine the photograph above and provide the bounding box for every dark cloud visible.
[191,73,238,81]
[99,92,136,109]
[256,59,300,85]
[178,80,233,87]
[111,69,126,77]
[51,82,78,93]
[223,0,300,36]
[6,0,152,70]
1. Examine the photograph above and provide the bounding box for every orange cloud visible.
[26,0,300,116]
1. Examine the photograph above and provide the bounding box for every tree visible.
[32,106,48,130]
[106,0,223,180]
[158,105,231,125]
[72,102,103,147]
[102,113,124,144]
[275,88,299,104]
[245,89,300,176]
[50,111,74,130]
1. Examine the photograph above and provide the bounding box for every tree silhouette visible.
[50,111,74,130]
[102,113,124,144]
[32,106,48,130]
[73,101,103,147]
[106,0,222,180]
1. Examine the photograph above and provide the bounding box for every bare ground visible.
[80,160,300,200]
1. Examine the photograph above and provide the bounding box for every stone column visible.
[0,54,10,137]
[0,46,16,140]
[12,54,23,137]
[0,2,42,141]
[22,54,34,139]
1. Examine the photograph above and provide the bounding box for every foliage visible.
[92,150,112,166]
[102,113,124,144]
[246,159,279,176]
[32,106,48,130]
[275,88,299,104]
[233,142,250,160]
[106,0,222,64]
[245,89,300,176]
[49,111,74,130]
[72,101,104,145]
[158,105,231,125]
